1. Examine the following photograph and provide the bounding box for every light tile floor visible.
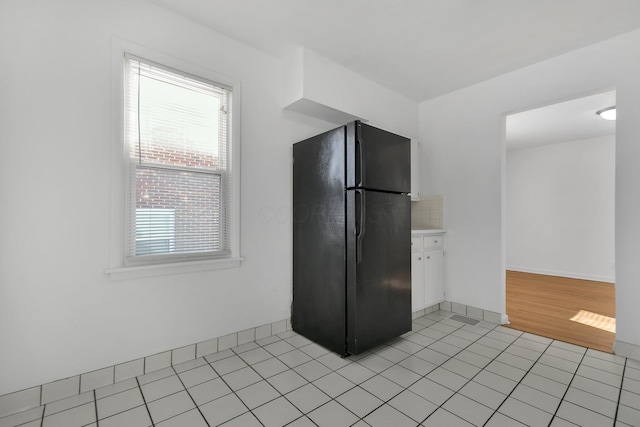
[2,310,640,427]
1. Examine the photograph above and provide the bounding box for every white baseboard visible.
[429,300,505,325]
[506,265,615,283]
[0,317,292,418]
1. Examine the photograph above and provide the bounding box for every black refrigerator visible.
[292,120,411,356]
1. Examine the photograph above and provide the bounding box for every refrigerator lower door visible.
[346,190,411,355]
[292,127,348,355]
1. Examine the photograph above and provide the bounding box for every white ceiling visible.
[151,0,640,102]
[151,1,629,146]
[506,90,616,151]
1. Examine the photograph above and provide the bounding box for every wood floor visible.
[505,270,616,353]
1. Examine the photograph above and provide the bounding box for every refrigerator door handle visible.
[356,130,365,187]
[356,189,366,264]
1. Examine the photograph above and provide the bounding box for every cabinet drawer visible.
[424,235,443,249]
[411,237,423,252]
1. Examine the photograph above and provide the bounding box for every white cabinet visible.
[411,231,445,311]
[424,247,444,306]
[410,139,420,201]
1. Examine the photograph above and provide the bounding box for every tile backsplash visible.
[411,194,444,229]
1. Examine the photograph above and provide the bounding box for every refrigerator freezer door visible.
[292,126,347,355]
[346,190,412,354]
[346,121,411,193]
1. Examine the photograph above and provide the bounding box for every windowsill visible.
[105,257,244,281]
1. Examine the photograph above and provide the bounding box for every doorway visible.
[504,90,616,352]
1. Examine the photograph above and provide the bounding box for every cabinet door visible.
[411,251,425,311]
[424,249,444,307]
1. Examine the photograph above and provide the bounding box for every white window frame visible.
[107,38,242,281]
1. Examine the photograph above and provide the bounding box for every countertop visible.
[412,229,446,235]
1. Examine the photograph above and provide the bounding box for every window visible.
[123,54,233,265]
[135,208,176,255]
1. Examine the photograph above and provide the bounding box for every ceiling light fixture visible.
[596,106,616,121]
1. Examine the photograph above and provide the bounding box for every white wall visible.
[419,29,640,352]
[506,136,615,282]
[0,0,416,395]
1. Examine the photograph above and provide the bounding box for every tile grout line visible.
[0,314,501,426]
[408,318,500,410]
[0,317,314,420]
[169,365,212,427]
[226,330,372,425]
[260,335,359,424]
[244,335,330,426]
[388,316,494,422]
[8,311,633,427]
[135,377,155,427]
[417,320,512,426]
[202,350,267,426]
[242,335,332,426]
[276,335,369,425]
[545,344,588,426]
[93,389,99,427]
[29,319,477,427]
[258,360,322,425]
[321,333,433,422]
[339,314,489,424]
[549,349,627,423]
[482,332,557,427]
[380,320,477,424]
[613,357,627,425]
[312,315,494,425]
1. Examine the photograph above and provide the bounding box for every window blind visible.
[124,54,232,263]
